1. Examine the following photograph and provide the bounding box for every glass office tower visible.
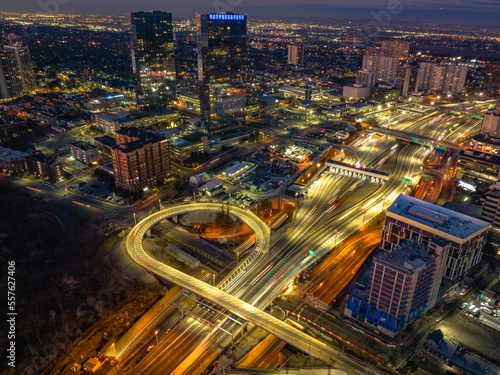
[197,13,247,132]
[129,11,176,109]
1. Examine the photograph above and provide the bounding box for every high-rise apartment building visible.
[480,108,500,137]
[381,194,490,281]
[416,62,468,94]
[287,43,305,65]
[345,238,450,337]
[111,128,170,193]
[381,40,411,59]
[481,180,500,230]
[362,54,398,83]
[129,11,176,109]
[415,62,436,92]
[397,64,419,96]
[0,34,35,99]
[356,69,375,87]
[435,64,468,94]
[197,13,247,131]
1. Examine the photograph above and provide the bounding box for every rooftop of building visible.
[199,178,224,192]
[472,133,500,146]
[30,151,52,163]
[348,262,374,302]
[96,112,129,121]
[219,130,249,141]
[425,329,459,359]
[459,149,500,165]
[349,102,371,109]
[387,194,490,240]
[154,126,186,139]
[258,95,280,103]
[375,240,436,273]
[223,161,255,176]
[71,141,96,150]
[113,128,165,153]
[0,146,28,160]
[94,136,116,147]
[485,108,500,116]
[425,329,500,375]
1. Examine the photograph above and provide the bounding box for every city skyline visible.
[2,0,499,26]
[1,4,500,375]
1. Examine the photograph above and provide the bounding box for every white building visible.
[95,112,129,134]
[288,44,305,65]
[222,162,256,182]
[481,108,500,137]
[383,194,490,281]
[416,62,468,94]
[362,54,398,83]
[70,141,99,165]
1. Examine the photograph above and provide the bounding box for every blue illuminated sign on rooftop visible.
[209,14,245,21]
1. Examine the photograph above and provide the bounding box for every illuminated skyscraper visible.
[416,62,468,94]
[197,13,247,132]
[129,11,176,109]
[288,43,304,65]
[0,34,35,99]
[362,54,398,83]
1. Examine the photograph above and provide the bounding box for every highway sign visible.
[309,250,316,256]
[402,178,411,183]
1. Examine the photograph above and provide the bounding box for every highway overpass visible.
[326,160,390,183]
[126,203,385,375]
[367,126,455,149]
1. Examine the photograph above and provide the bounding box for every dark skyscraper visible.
[197,13,247,132]
[0,34,35,99]
[129,11,176,109]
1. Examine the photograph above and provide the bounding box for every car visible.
[460,302,468,310]
[146,344,155,352]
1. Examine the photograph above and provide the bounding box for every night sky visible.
[6,0,500,25]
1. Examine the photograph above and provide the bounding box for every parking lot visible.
[240,173,284,193]
[75,179,125,204]
[435,297,500,359]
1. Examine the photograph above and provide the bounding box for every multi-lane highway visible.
[126,203,387,375]
[125,102,493,374]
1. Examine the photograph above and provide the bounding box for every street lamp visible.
[155,330,159,345]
